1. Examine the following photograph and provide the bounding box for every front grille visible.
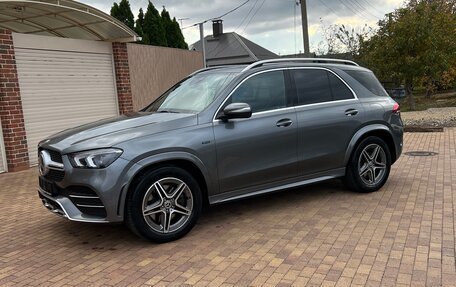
[46,169,65,182]
[39,148,65,182]
[48,149,63,163]
[64,186,107,218]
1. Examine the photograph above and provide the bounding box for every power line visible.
[211,0,265,58]
[216,0,251,19]
[206,0,258,57]
[235,0,260,31]
[210,0,261,58]
[347,0,383,18]
[316,0,382,21]
[182,0,251,30]
[316,0,339,16]
[335,0,371,21]
[357,0,386,16]
[240,0,266,35]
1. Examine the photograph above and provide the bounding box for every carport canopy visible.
[0,0,139,42]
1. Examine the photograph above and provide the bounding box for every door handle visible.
[276,118,293,127]
[344,109,358,117]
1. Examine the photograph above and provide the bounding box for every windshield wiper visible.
[157,109,179,113]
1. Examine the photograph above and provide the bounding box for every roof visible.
[0,0,139,42]
[191,32,278,66]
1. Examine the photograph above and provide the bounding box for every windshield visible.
[144,71,238,113]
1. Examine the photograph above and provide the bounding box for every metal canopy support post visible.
[199,22,206,68]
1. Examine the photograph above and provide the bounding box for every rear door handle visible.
[344,109,358,117]
[276,118,293,127]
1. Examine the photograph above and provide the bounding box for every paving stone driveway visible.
[1,129,456,287]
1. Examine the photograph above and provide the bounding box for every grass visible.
[398,91,456,112]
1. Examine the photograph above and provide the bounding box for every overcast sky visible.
[81,0,404,55]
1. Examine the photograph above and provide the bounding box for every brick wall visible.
[0,29,29,171]
[112,42,134,114]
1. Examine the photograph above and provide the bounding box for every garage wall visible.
[127,44,203,110]
[13,33,119,165]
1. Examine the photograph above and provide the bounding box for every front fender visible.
[344,124,392,165]
[118,151,216,219]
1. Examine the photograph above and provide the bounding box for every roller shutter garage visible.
[13,34,119,165]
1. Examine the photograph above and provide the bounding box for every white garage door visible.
[13,34,119,165]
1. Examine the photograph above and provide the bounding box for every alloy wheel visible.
[358,143,387,186]
[142,177,193,233]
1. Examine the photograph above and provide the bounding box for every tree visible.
[110,0,135,30]
[314,21,372,57]
[172,17,189,49]
[160,8,189,49]
[160,8,174,46]
[135,8,145,42]
[143,2,167,46]
[334,25,373,57]
[359,0,456,110]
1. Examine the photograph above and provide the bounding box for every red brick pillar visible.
[112,42,134,114]
[0,29,29,172]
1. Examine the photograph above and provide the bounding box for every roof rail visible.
[241,58,359,72]
[189,66,226,76]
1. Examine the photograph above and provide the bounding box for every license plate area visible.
[39,176,57,196]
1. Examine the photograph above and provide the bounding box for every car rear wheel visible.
[126,166,202,243]
[344,136,391,193]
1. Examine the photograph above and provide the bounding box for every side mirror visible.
[220,103,252,120]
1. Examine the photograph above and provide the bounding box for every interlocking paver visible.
[1,129,456,286]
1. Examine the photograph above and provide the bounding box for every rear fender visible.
[344,124,392,165]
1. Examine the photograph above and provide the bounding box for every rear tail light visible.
[392,102,400,114]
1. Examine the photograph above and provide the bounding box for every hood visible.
[40,112,197,154]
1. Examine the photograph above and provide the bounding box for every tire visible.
[344,136,391,193]
[126,166,202,243]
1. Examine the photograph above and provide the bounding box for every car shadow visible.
[55,179,353,247]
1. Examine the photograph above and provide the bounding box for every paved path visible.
[1,129,455,286]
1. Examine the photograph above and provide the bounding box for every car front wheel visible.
[126,166,202,243]
[345,136,391,193]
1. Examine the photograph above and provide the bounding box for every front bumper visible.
[38,188,110,223]
[37,153,140,223]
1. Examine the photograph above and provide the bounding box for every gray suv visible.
[38,58,403,242]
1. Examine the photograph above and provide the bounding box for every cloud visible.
[81,0,403,55]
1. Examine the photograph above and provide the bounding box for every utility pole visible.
[300,0,310,57]
[199,23,206,67]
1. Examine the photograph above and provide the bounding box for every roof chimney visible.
[212,19,223,37]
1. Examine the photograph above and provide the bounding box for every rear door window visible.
[292,69,332,105]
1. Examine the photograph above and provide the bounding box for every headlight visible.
[68,148,123,169]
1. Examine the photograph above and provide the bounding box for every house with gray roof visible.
[190,20,278,66]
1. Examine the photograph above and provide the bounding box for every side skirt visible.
[209,168,345,205]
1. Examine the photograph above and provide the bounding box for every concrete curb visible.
[404,125,444,132]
